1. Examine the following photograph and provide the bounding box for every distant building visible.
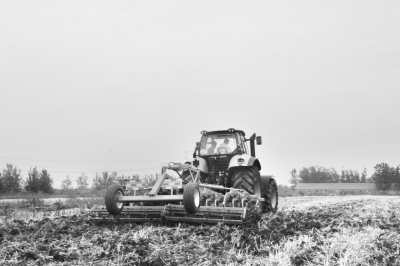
[295,183,400,195]
[295,183,375,190]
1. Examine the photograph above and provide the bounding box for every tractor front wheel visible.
[105,184,124,215]
[183,182,201,215]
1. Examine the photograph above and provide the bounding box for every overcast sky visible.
[1,1,399,188]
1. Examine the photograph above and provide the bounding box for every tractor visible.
[91,128,278,224]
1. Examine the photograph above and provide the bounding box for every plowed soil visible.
[1,196,400,265]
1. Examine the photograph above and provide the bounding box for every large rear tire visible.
[231,167,260,194]
[105,184,124,215]
[183,182,201,215]
[232,168,278,213]
[265,178,278,213]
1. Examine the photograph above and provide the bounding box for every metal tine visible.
[223,193,231,207]
[205,198,211,207]
[232,198,237,207]
[215,198,221,207]
[241,198,247,208]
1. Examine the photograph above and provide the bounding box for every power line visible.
[0,166,162,174]
[0,156,183,164]
[0,144,185,158]
[0,161,164,172]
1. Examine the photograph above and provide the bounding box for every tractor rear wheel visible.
[265,178,278,213]
[231,167,260,194]
[105,184,124,215]
[183,182,201,215]
[232,167,274,213]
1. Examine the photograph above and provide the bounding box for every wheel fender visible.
[186,157,208,173]
[228,155,261,171]
[260,175,273,195]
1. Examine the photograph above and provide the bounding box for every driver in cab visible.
[218,138,232,154]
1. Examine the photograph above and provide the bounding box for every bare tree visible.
[61,175,73,190]
[76,173,89,189]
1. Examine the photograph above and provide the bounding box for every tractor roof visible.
[201,128,246,136]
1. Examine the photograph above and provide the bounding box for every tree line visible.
[289,166,370,185]
[0,163,157,195]
[0,164,56,194]
[290,163,400,191]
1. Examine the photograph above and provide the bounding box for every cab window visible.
[240,135,248,154]
[199,134,237,155]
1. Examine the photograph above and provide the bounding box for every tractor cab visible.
[190,128,262,187]
[199,131,248,156]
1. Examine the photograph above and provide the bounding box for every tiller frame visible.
[91,163,265,224]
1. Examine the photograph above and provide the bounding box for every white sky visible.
[1,1,399,188]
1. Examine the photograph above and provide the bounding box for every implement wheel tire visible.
[265,178,278,213]
[105,184,124,215]
[183,182,201,215]
[231,167,260,194]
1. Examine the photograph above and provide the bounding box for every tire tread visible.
[105,184,124,215]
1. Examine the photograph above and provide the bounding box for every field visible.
[1,195,400,266]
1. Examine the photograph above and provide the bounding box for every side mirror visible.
[193,142,200,158]
[256,136,262,145]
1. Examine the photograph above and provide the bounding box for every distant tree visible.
[349,170,360,183]
[349,170,355,182]
[0,172,4,193]
[76,173,89,190]
[328,168,340,183]
[289,168,300,186]
[340,170,352,183]
[2,164,22,193]
[298,166,340,183]
[298,167,312,183]
[25,167,41,193]
[361,168,368,183]
[339,170,346,183]
[25,167,53,193]
[61,175,73,190]
[92,171,116,190]
[392,165,400,188]
[40,169,54,194]
[372,163,396,190]
[345,170,351,183]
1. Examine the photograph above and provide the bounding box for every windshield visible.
[199,134,238,155]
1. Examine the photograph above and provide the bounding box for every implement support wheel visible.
[105,184,125,215]
[183,182,201,215]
